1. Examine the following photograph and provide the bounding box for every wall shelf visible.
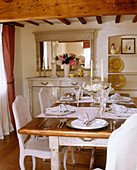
[108,35,137,94]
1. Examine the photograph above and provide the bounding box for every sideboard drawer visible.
[31,80,61,87]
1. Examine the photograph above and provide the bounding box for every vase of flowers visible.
[55,53,79,77]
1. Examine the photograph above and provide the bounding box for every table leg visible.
[49,136,60,170]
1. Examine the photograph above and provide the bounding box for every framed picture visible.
[121,38,135,54]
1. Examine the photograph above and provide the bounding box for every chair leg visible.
[19,154,25,170]
[89,147,96,170]
[71,146,75,164]
[63,147,68,170]
[32,156,36,170]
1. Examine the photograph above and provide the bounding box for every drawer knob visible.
[71,82,78,85]
[41,82,48,85]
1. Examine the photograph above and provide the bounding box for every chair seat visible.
[25,136,66,159]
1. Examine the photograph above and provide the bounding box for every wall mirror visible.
[34,29,95,71]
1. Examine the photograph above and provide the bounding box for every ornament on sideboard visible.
[78,69,84,77]
[110,43,120,54]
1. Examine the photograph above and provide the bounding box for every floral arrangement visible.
[84,82,113,93]
[55,53,79,66]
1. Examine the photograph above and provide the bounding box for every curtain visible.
[2,24,16,129]
[0,24,14,139]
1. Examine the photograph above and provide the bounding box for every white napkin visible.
[45,104,77,113]
[60,95,74,101]
[109,93,132,102]
[77,111,98,124]
[110,93,121,100]
[110,104,137,114]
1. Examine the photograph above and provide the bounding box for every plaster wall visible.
[14,16,137,99]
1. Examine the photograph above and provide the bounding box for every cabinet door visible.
[32,87,60,118]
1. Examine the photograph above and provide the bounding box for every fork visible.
[57,119,67,128]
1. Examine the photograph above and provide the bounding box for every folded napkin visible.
[109,93,132,102]
[78,111,98,124]
[109,93,121,100]
[110,104,137,114]
[45,104,77,113]
[60,95,74,101]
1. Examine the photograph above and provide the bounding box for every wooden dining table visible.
[18,98,137,170]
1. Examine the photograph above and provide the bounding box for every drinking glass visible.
[80,82,85,100]
[74,87,80,107]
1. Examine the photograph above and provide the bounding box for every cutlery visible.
[109,121,113,131]
[57,119,67,128]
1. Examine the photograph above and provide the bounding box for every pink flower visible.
[59,55,64,61]
[69,59,76,66]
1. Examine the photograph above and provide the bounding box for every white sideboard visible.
[27,77,90,117]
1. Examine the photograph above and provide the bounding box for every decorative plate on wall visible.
[109,58,124,72]
[109,75,125,90]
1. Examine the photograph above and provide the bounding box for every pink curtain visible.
[2,24,15,129]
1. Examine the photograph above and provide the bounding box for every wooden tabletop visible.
[18,117,125,139]
[18,96,137,139]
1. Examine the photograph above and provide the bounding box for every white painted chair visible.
[38,88,51,113]
[12,95,68,170]
[38,88,76,164]
[105,113,137,170]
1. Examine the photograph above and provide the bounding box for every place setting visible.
[44,104,78,116]
[66,110,109,130]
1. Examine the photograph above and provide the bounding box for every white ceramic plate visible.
[45,111,75,116]
[67,119,108,130]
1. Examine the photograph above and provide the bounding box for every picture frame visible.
[121,38,135,54]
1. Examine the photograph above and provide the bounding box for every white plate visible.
[69,119,108,130]
[45,111,75,116]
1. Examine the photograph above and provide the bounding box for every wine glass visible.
[80,82,85,100]
[74,87,80,108]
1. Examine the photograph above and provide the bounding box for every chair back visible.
[38,88,51,113]
[105,114,137,170]
[12,96,32,147]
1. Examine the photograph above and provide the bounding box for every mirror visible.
[39,40,91,70]
[34,29,95,71]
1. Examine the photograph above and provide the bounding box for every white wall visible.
[14,16,137,98]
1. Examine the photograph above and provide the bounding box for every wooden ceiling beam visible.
[78,17,86,24]
[42,20,54,25]
[25,21,39,26]
[7,22,24,27]
[132,15,137,23]
[58,18,71,25]
[96,16,102,24]
[1,0,137,22]
[115,15,121,23]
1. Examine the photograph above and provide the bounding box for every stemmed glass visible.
[74,87,81,108]
[80,82,85,100]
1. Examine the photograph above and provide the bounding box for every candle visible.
[90,59,93,78]
[101,59,104,82]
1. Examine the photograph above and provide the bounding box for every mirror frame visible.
[33,29,95,71]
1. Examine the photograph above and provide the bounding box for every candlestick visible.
[101,59,104,82]
[90,59,93,78]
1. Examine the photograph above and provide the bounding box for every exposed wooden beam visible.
[25,21,39,26]
[1,0,137,22]
[7,22,24,27]
[58,18,71,25]
[115,15,121,23]
[78,17,86,24]
[42,20,54,25]
[96,16,102,24]
[132,15,137,23]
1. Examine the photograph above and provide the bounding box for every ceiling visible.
[5,15,137,28]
